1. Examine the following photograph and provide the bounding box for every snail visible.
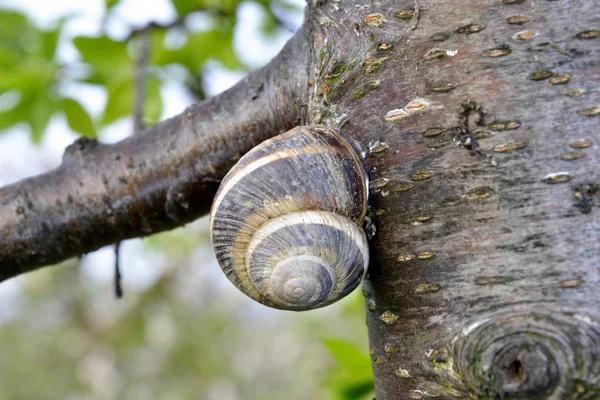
[209,125,370,311]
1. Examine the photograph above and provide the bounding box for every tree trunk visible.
[332,1,598,398]
[1,0,598,398]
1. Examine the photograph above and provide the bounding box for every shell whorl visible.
[209,125,369,311]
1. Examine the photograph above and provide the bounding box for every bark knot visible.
[452,306,600,399]
[63,137,101,165]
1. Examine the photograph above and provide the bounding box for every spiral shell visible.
[209,125,369,311]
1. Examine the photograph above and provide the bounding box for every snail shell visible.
[209,125,369,311]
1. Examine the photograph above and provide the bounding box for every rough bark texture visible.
[307,1,598,398]
[0,0,599,398]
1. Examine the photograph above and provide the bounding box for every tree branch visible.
[0,24,315,282]
[132,29,150,136]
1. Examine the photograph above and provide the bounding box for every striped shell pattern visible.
[209,126,370,311]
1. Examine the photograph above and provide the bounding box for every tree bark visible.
[327,1,598,398]
[1,0,599,398]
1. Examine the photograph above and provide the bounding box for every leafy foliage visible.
[0,0,301,142]
[105,0,121,10]
[0,10,64,142]
[321,292,375,399]
[62,98,96,138]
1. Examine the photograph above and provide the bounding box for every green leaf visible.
[101,76,162,126]
[73,36,128,65]
[0,10,31,47]
[170,0,239,16]
[102,78,132,125]
[171,0,201,15]
[0,47,20,68]
[323,338,372,374]
[62,98,96,138]
[259,5,278,35]
[29,91,55,143]
[341,288,367,316]
[0,93,29,131]
[0,10,70,62]
[0,59,58,93]
[148,29,168,66]
[0,12,65,140]
[339,381,375,400]
[199,28,239,70]
[38,28,61,61]
[73,35,130,83]
[37,17,70,61]
[0,89,56,142]
[323,338,374,400]
[152,28,240,72]
[105,0,121,9]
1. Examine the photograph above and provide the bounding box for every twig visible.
[114,243,123,298]
[133,28,150,135]
[114,27,151,298]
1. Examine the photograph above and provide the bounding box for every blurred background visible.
[0,0,374,399]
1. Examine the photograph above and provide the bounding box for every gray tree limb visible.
[0,21,318,281]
